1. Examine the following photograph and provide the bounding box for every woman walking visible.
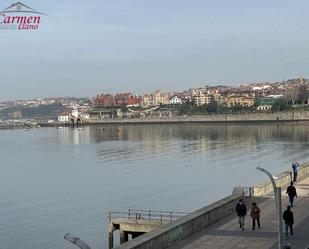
[250,202,261,230]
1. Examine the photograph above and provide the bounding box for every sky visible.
[1,0,309,100]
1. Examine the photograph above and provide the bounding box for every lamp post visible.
[257,167,283,249]
[64,233,92,249]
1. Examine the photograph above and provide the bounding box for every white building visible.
[252,85,272,91]
[194,93,212,106]
[257,105,272,111]
[58,112,70,123]
[71,109,79,118]
[169,95,183,105]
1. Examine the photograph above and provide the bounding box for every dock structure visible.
[108,209,188,249]
[112,163,309,249]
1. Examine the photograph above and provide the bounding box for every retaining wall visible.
[90,111,309,124]
[113,194,242,249]
[251,163,309,197]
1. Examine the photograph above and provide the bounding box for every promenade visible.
[168,177,309,249]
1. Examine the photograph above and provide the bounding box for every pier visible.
[108,210,187,249]
[112,163,309,249]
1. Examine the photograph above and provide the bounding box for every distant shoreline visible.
[2,111,309,129]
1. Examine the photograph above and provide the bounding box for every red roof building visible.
[94,94,114,107]
[114,93,141,106]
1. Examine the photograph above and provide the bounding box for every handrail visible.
[108,209,189,222]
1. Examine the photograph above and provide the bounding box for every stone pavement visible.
[168,178,309,249]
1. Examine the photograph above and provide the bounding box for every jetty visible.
[111,163,309,249]
[108,210,188,249]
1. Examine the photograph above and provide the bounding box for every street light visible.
[257,166,283,249]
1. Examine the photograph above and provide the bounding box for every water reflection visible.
[92,124,309,164]
[57,127,91,145]
[55,124,309,165]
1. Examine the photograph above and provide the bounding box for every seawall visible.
[112,194,242,249]
[251,162,309,196]
[90,111,309,124]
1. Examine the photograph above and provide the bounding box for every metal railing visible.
[108,209,189,224]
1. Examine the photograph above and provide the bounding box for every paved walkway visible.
[169,178,309,249]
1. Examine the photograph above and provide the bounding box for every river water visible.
[1,123,309,249]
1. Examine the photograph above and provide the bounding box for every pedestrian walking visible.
[250,202,261,230]
[283,206,294,239]
[292,161,300,182]
[236,199,247,231]
[286,182,297,207]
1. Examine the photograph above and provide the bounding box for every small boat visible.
[24,128,29,131]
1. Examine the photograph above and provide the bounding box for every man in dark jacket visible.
[236,199,247,231]
[283,206,294,238]
[286,182,297,207]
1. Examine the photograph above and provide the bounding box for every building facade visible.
[226,96,255,107]
[114,93,141,107]
[58,112,70,123]
[194,93,212,106]
[169,95,183,105]
[94,94,114,107]
[143,91,169,106]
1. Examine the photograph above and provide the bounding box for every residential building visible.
[169,95,183,105]
[213,94,226,106]
[71,109,79,118]
[127,95,142,106]
[88,108,116,119]
[226,96,255,107]
[94,94,114,107]
[58,112,70,123]
[94,93,141,107]
[113,93,141,107]
[143,91,169,106]
[143,94,154,106]
[194,93,212,106]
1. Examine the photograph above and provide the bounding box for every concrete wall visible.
[112,194,242,249]
[251,163,309,197]
[89,111,309,124]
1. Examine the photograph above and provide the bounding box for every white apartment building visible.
[194,93,212,106]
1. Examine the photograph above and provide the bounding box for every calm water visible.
[1,123,309,249]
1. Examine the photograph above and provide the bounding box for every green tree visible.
[179,100,195,115]
[206,101,218,113]
[272,98,290,112]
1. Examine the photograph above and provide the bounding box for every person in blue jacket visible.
[236,199,247,231]
[292,161,300,182]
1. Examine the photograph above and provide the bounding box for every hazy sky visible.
[1,0,309,100]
